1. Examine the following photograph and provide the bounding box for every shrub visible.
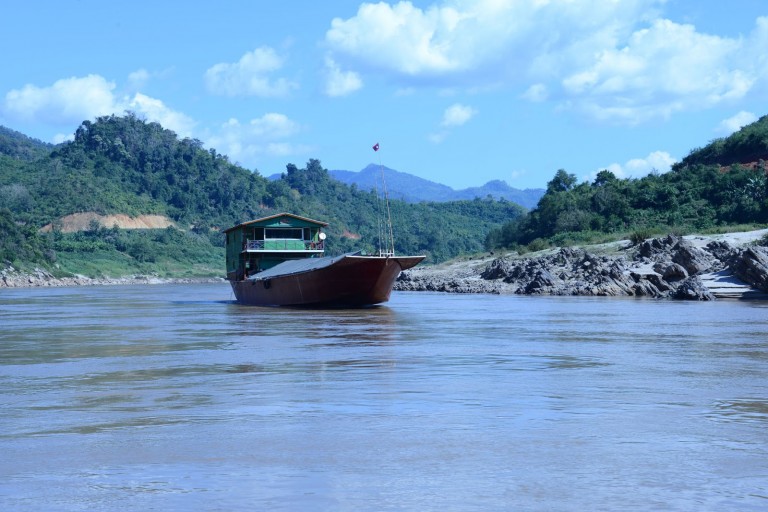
[630,229,653,246]
[526,238,549,252]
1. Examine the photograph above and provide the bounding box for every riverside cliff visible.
[396,229,768,300]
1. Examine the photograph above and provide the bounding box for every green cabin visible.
[223,213,328,281]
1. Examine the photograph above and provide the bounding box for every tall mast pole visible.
[373,142,395,256]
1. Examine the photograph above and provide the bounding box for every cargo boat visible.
[224,213,423,307]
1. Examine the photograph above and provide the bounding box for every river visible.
[1,284,767,511]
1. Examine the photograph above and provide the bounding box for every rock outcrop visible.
[733,247,768,292]
[396,231,768,301]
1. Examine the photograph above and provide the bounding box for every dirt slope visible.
[40,213,176,233]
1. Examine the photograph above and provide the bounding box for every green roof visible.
[223,212,328,233]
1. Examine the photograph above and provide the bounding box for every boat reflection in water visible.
[224,213,423,307]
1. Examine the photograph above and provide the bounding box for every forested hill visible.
[0,114,525,275]
[678,114,768,168]
[486,114,768,250]
[6,112,766,278]
[43,114,267,228]
[0,126,53,162]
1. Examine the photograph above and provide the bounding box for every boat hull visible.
[229,255,424,307]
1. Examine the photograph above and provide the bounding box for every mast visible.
[372,142,395,256]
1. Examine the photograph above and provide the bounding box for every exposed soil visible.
[40,212,176,233]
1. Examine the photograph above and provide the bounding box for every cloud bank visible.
[325,1,768,123]
[204,46,299,97]
[2,74,195,138]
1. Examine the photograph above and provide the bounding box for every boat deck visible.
[249,252,361,281]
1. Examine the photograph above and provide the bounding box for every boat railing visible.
[244,239,324,251]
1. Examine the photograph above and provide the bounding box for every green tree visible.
[547,169,578,193]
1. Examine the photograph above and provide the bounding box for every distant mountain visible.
[455,179,544,209]
[0,126,53,161]
[272,164,544,209]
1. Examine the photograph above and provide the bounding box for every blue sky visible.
[1,1,767,190]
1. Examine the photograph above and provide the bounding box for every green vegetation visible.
[0,126,53,162]
[272,159,524,260]
[1,114,524,276]
[679,114,768,167]
[486,115,768,252]
[4,112,767,277]
[0,208,53,267]
[50,225,223,278]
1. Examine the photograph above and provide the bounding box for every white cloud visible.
[323,57,363,97]
[325,1,766,124]
[254,113,301,138]
[205,114,308,168]
[626,151,677,175]
[441,103,476,127]
[428,131,446,144]
[751,17,768,85]
[127,69,151,90]
[326,2,466,75]
[594,150,677,180]
[429,102,476,143]
[0,72,306,170]
[204,46,299,97]
[3,74,118,124]
[563,19,754,123]
[325,1,660,79]
[1,74,194,139]
[264,142,297,157]
[522,83,548,102]
[717,111,758,135]
[127,93,196,137]
[509,169,527,181]
[53,133,74,144]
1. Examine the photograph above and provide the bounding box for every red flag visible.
[372,142,379,152]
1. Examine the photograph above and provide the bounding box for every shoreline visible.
[4,229,767,301]
[0,268,225,289]
[395,229,768,301]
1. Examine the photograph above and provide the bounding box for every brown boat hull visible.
[229,255,424,307]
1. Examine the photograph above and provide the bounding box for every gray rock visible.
[662,263,689,281]
[733,246,768,292]
[524,269,557,293]
[706,240,738,263]
[673,276,716,301]
[395,234,766,300]
[672,240,715,275]
[480,258,514,280]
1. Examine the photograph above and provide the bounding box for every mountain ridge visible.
[275,164,544,209]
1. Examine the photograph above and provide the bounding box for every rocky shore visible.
[396,229,768,300]
[4,230,767,301]
[0,266,224,288]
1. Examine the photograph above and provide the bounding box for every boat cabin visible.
[224,213,328,281]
